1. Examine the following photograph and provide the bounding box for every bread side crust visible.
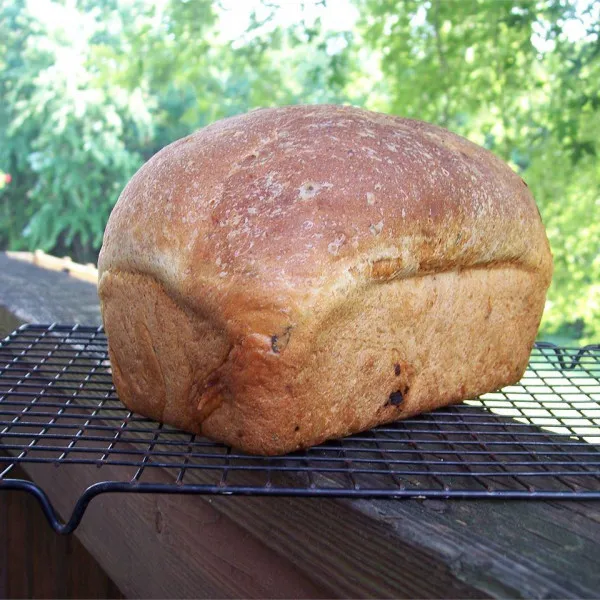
[99,270,231,433]
[100,264,546,455]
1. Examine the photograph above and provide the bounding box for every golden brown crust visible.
[98,104,553,455]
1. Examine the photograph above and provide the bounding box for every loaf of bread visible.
[98,104,553,455]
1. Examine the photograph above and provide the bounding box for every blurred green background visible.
[0,0,598,342]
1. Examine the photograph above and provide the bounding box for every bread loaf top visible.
[98,105,552,335]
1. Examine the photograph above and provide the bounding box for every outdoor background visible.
[0,0,598,343]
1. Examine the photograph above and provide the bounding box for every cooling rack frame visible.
[1,324,599,534]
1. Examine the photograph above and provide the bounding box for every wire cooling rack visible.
[1,324,599,533]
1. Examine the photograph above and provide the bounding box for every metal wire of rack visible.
[1,323,599,534]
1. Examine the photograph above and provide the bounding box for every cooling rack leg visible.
[0,479,90,535]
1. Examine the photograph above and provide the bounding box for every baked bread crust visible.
[98,104,553,455]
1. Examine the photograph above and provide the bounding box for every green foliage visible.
[0,0,598,340]
[0,0,153,261]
